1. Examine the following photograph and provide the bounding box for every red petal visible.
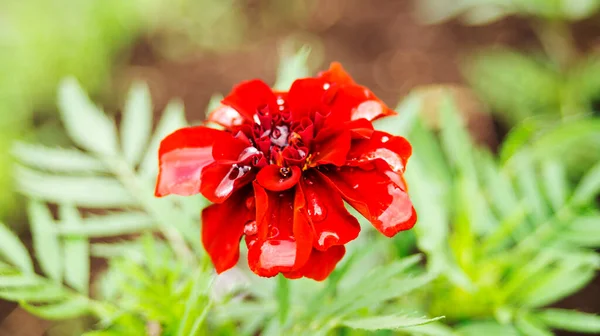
[155,126,223,197]
[247,183,313,277]
[256,164,301,191]
[318,62,355,85]
[347,130,412,173]
[206,105,245,129]
[300,172,360,250]
[200,161,255,203]
[288,78,329,121]
[320,167,416,237]
[310,127,351,167]
[283,246,346,281]
[318,63,396,122]
[201,187,254,273]
[222,79,277,121]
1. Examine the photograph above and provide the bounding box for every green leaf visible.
[541,160,568,211]
[512,154,550,223]
[515,314,553,336]
[563,215,600,247]
[60,205,89,294]
[139,99,187,179]
[373,92,422,136]
[21,296,90,320]
[28,200,63,282]
[58,77,119,156]
[273,44,311,91]
[57,212,156,237]
[0,283,67,302]
[205,93,224,118]
[12,143,108,173]
[518,254,598,307]
[439,95,476,177]
[0,275,43,287]
[571,161,600,206]
[276,274,290,325]
[341,315,444,331]
[401,323,456,336]
[0,222,34,274]
[456,321,519,336]
[536,309,600,333]
[121,81,152,165]
[15,165,136,208]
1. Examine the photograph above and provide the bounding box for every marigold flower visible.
[155,62,416,280]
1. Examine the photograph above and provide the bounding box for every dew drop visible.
[268,227,280,238]
[323,83,330,90]
[381,135,390,143]
[243,220,258,236]
[308,198,328,222]
[318,231,340,247]
[228,165,240,180]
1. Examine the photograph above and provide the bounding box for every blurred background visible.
[1,0,600,335]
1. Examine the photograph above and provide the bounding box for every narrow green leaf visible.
[205,93,224,118]
[28,200,62,282]
[276,274,290,325]
[571,161,600,206]
[0,275,42,287]
[512,154,550,223]
[12,143,108,173]
[58,77,119,156]
[0,222,34,274]
[21,296,90,320]
[373,92,422,136]
[57,212,156,237]
[541,160,568,211]
[15,165,136,208]
[439,95,476,177]
[498,115,558,164]
[456,321,519,336]
[563,215,600,247]
[0,283,67,302]
[177,270,210,336]
[341,315,444,331]
[402,323,457,336]
[515,314,553,336]
[121,82,152,164]
[273,44,311,91]
[518,256,598,308]
[139,100,187,179]
[537,309,600,333]
[60,205,89,294]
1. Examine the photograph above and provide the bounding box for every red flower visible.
[155,62,416,280]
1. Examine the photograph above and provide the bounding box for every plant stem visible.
[532,20,578,71]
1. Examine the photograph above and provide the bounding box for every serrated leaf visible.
[57,212,156,237]
[541,160,568,211]
[515,314,553,336]
[21,296,90,320]
[0,283,67,302]
[121,82,152,164]
[439,96,476,177]
[571,161,600,206]
[536,309,600,333]
[402,323,457,336]
[512,154,550,223]
[341,315,444,331]
[456,321,519,336]
[28,201,62,282]
[0,222,34,274]
[60,205,89,294]
[139,100,187,179]
[273,44,311,91]
[15,165,136,208]
[58,77,119,156]
[12,143,108,173]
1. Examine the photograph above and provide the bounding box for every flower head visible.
[155,62,416,280]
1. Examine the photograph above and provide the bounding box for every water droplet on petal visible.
[268,227,280,238]
[243,220,258,235]
[323,83,330,90]
[318,231,340,248]
[381,135,390,143]
[307,198,328,222]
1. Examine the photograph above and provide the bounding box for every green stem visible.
[532,20,578,71]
